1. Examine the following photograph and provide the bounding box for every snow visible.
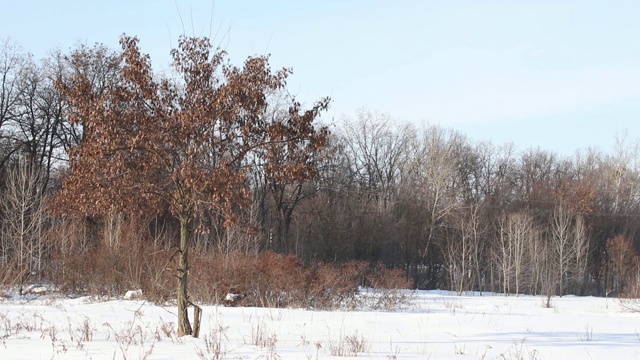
[20,284,51,295]
[224,293,242,302]
[1,290,639,359]
[123,289,143,300]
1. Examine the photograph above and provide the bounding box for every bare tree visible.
[10,55,64,189]
[444,203,484,295]
[571,215,588,294]
[1,158,46,292]
[606,132,640,216]
[494,212,535,295]
[527,222,551,296]
[550,205,589,295]
[409,126,463,276]
[0,39,30,169]
[340,110,413,208]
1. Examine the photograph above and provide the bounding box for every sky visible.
[2,0,640,157]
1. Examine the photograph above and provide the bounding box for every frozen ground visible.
[1,289,640,359]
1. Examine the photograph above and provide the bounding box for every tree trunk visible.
[177,215,192,336]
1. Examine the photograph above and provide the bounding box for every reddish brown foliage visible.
[55,35,329,221]
[55,34,329,335]
[554,178,597,215]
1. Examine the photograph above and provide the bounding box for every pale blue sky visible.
[3,1,640,156]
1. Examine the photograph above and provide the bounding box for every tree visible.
[605,234,640,295]
[10,53,66,190]
[341,110,412,208]
[55,43,122,153]
[550,205,588,296]
[255,99,333,254]
[336,111,413,265]
[444,203,484,295]
[408,126,463,286]
[56,35,329,336]
[0,38,29,169]
[494,212,536,295]
[0,158,46,292]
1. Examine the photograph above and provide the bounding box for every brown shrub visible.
[13,215,411,309]
[189,251,311,308]
[189,253,411,310]
[306,261,366,309]
[364,262,414,290]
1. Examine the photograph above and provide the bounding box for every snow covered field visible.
[1,289,640,359]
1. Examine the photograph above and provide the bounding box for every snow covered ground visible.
[1,289,640,359]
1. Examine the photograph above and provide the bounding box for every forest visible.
[1,35,640,332]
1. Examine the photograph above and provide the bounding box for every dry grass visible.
[328,330,370,357]
[195,316,230,360]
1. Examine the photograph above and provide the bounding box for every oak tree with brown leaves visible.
[56,35,329,336]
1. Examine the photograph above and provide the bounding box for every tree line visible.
[2,36,640,318]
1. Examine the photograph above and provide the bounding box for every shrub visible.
[189,252,411,310]
[11,215,412,309]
